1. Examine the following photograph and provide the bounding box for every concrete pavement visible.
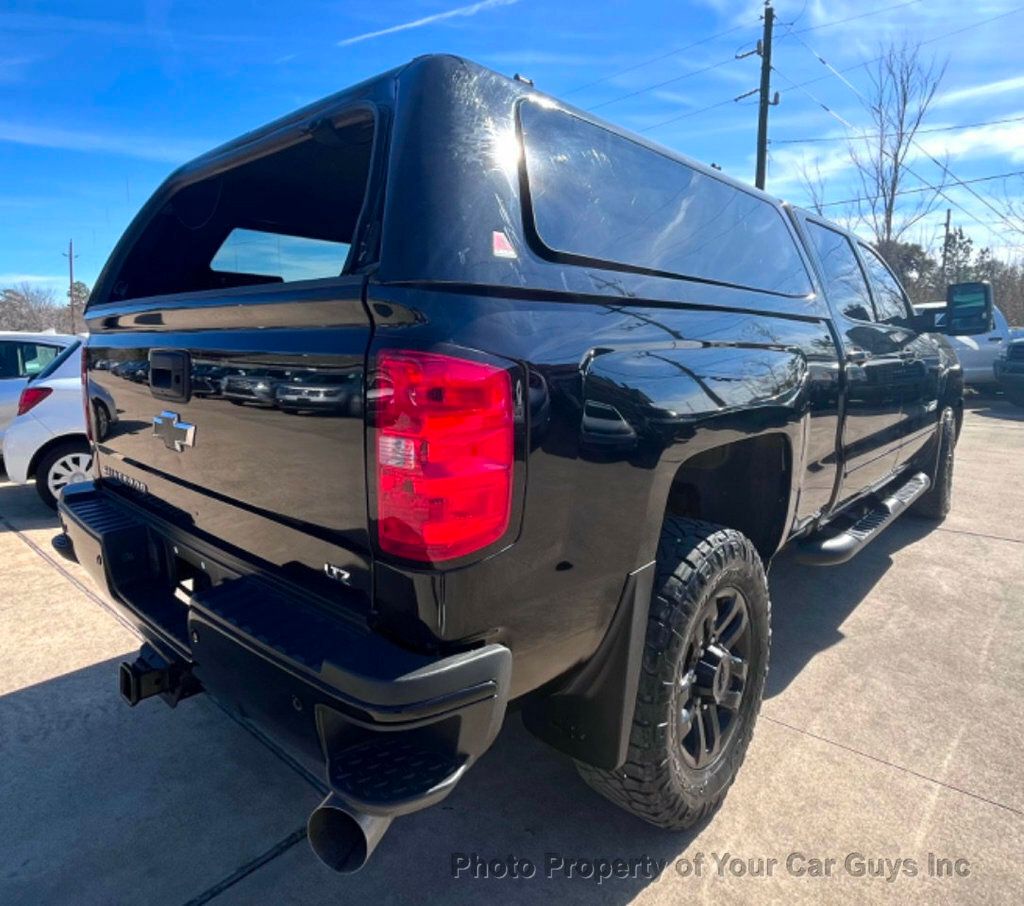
[1,398,1021,905]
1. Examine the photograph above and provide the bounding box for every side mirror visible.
[943,281,994,336]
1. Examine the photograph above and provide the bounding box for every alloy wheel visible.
[675,587,752,770]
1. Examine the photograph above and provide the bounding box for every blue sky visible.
[2,0,1023,294]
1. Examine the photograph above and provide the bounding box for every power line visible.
[785,28,1024,238]
[790,0,925,36]
[564,23,750,96]
[587,54,743,112]
[638,95,739,133]
[770,65,1020,240]
[818,170,1024,210]
[634,1,988,135]
[772,114,1024,145]
[775,5,1024,106]
[623,1,1024,145]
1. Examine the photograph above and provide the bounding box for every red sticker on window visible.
[492,230,517,259]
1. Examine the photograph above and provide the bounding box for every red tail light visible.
[374,350,514,563]
[17,386,52,416]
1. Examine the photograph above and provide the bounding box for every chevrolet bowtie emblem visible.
[153,411,196,452]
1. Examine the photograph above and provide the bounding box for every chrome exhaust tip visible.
[307,794,393,873]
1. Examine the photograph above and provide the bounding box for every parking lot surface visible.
[1,399,1022,905]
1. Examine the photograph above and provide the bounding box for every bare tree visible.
[848,42,947,253]
[798,159,829,216]
[999,176,1024,239]
[0,284,60,332]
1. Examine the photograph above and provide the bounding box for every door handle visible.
[846,348,869,365]
[988,336,1003,342]
[149,350,192,403]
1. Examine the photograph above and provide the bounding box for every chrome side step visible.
[795,472,931,566]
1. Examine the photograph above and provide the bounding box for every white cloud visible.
[0,274,68,292]
[915,117,1024,164]
[338,0,520,47]
[481,50,619,67]
[934,75,1024,108]
[0,120,212,164]
[0,55,40,85]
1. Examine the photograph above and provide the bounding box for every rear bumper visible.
[57,481,511,817]
[995,358,1024,388]
[1,413,49,484]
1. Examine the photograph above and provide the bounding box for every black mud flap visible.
[522,560,655,770]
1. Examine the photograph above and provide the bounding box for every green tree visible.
[64,280,90,333]
[941,227,975,284]
[876,240,939,304]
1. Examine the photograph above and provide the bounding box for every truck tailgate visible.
[87,282,372,598]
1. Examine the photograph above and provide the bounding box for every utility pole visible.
[62,239,77,332]
[940,208,952,280]
[755,1,776,190]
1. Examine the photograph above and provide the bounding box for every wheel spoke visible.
[717,593,741,628]
[679,668,695,692]
[706,704,723,756]
[719,605,748,649]
[729,655,747,682]
[693,705,708,766]
[719,688,743,711]
[679,705,696,736]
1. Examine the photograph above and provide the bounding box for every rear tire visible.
[576,516,770,829]
[92,400,111,441]
[35,439,92,510]
[912,407,955,520]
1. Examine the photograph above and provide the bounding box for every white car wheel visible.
[35,440,93,509]
[47,452,92,499]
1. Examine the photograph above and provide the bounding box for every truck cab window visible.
[210,228,351,283]
[860,245,912,328]
[805,222,874,322]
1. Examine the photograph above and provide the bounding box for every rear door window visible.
[29,340,81,383]
[859,245,912,328]
[0,342,62,378]
[805,222,875,322]
[519,103,812,297]
[0,342,18,379]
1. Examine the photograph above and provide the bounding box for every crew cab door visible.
[799,218,904,506]
[857,243,941,467]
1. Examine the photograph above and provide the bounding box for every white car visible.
[0,331,78,444]
[2,340,117,508]
[913,301,1012,388]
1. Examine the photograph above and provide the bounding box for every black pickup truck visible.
[56,56,981,872]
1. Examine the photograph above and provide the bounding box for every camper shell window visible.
[100,110,375,302]
[519,103,812,297]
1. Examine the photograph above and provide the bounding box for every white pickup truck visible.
[913,301,1013,388]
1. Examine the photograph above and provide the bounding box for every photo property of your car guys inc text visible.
[1,2,1022,904]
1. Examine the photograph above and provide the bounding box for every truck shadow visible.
[766,516,935,698]
[1,657,703,905]
[962,396,1024,422]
